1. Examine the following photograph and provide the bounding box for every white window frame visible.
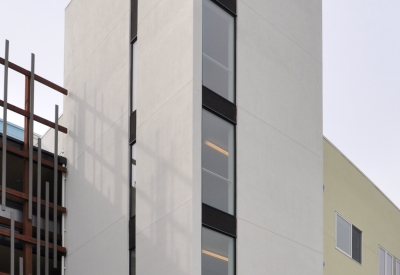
[335,212,362,264]
[379,245,394,275]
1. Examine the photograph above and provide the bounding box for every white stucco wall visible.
[64,0,130,274]
[136,0,202,274]
[236,0,323,274]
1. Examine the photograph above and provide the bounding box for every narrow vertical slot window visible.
[202,227,234,275]
[131,42,137,113]
[130,249,136,275]
[202,110,234,215]
[396,259,400,275]
[380,247,386,275]
[387,253,393,275]
[202,0,234,102]
[130,143,136,218]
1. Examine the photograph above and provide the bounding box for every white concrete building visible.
[63,0,322,274]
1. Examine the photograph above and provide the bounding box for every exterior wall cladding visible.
[64,0,322,274]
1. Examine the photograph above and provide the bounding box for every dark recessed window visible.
[202,109,234,215]
[202,0,234,102]
[336,213,362,264]
[131,42,137,113]
[130,248,136,275]
[130,143,136,218]
[202,227,234,275]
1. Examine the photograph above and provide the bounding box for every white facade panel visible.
[237,0,322,155]
[136,200,194,275]
[237,109,323,252]
[236,0,323,274]
[66,217,128,275]
[137,0,202,275]
[237,219,323,274]
[64,0,130,273]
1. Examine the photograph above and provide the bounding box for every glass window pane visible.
[396,259,400,275]
[336,214,351,256]
[351,226,362,263]
[202,110,234,214]
[202,227,234,275]
[387,253,393,275]
[202,0,234,102]
[379,248,386,275]
[131,42,137,112]
[130,144,136,218]
[130,249,136,275]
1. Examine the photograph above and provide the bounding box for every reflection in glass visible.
[130,144,136,218]
[202,0,234,102]
[336,214,351,255]
[202,110,234,214]
[202,227,234,275]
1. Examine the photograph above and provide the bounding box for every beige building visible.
[324,138,400,275]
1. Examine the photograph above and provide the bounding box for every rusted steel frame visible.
[0,143,67,173]
[0,100,68,134]
[0,57,68,95]
[0,216,62,241]
[0,186,67,214]
[0,228,67,253]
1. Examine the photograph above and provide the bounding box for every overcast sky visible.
[0,0,399,208]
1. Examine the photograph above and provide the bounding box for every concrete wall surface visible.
[136,0,202,274]
[324,138,400,275]
[64,0,130,273]
[236,0,323,274]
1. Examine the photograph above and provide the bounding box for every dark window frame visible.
[202,109,236,215]
[202,203,236,237]
[203,0,237,103]
[201,226,236,275]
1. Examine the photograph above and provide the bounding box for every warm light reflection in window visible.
[202,249,229,262]
[205,141,229,156]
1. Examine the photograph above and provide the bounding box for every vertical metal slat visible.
[19,257,23,275]
[28,53,35,220]
[10,211,15,275]
[37,138,42,275]
[45,181,49,275]
[2,39,9,211]
[53,104,58,268]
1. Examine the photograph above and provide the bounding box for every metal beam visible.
[19,257,23,275]
[37,138,42,275]
[53,105,58,268]
[28,53,35,220]
[45,181,49,275]
[2,39,9,211]
[10,211,14,275]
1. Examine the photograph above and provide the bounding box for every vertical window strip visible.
[129,1,138,275]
